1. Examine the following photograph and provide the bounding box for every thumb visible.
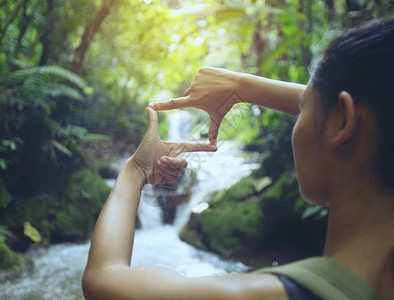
[146,107,159,135]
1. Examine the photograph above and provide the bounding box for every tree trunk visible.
[0,0,26,46]
[300,0,312,69]
[71,0,116,74]
[324,0,336,23]
[38,0,55,66]
[13,0,30,58]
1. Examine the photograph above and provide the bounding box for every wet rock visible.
[0,242,25,273]
[179,171,318,258]
[179,212,207,251]
[155,169,196,225]
[54,167,111,241]
[98,165,118,179]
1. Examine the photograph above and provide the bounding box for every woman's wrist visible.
[123,158,146,188]
[237,73,264,104]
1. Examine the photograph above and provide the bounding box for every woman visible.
[82,18,394,299]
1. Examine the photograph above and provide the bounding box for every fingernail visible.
[148,102,155,108]
[160,157,168,164]
[210,145,218,151]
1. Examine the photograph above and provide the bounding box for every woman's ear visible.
[330,91,357,148]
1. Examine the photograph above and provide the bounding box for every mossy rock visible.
[179,213,207,250]
[0,242,25,272]
[259,173,303,233]
[54,167,110,240]
[211,175,256,205]
[23,193,55,242]
[200,200,264,257]
[0,177,12,209]
[182,172,306,257]
[181,170,326,259]
[185,172,265,257]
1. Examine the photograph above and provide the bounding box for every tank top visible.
[253,257,386,300]
[277,274,321,299]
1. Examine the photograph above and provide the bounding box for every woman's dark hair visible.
[312,17,394,190]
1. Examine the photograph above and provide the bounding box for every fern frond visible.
[42,83,84,101]
[80,133,110,142]
[66,125,87,138]
[37,66,86,89]
[0,226,11,243]
[1,65,86,89]
[52,140,73,157]
[44,118,67,138]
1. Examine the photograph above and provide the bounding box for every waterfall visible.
[167,110,192,142]
[136,110,260,231]
[139,185,163,229]
[138,110,193,229]
[173,141,259,232]
[0,110,258,300]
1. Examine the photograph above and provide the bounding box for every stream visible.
[0,111,260,299]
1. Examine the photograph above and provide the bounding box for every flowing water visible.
[0,111,259,299]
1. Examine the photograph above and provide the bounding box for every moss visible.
[0,177,12,209]
[23,193,55,241]
[211,175,256,205]
[54,167,110,240]
[193,172,306,256]
[259,173,303,236]
[182,169,327,259]
[66,167,110,204]
[193,172,267,256]
[261,173,293,199]
[200,200,263,257]
[0,242,25,272]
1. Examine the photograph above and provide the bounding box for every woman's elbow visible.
[82,268,99,300]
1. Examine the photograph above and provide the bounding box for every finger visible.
[208,115,221,146]
[148,96,191,111]
[156,162,182,177]
[159,156,188,169]
[161,173,178,184]
[146,107,158,135]
[183,86,191,97]
[158,168,182,178]
[179,142,218,153]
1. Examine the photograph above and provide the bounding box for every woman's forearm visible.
[84,158,144,269]
[237,73,306,116]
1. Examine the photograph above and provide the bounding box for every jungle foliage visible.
[0,0,393,269]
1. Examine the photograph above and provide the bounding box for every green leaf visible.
[83,86,94,95]
[0,226,11,243]
[301,206,329,220]
[42,83,85,101]
[0,160,7,170]
[215,8,245,21]
[254,176,272,192]
[23,222,42,243]
[80,133,110,142]
[260,31,304,74]
[52,140,73,157]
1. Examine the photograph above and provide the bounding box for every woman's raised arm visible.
[81,108,288,300]
[149,67,306,144]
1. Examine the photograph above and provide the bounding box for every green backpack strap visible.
[254,257,386,300]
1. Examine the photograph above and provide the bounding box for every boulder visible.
[180,171,310,257]
[54,167,110,240]
[0,242,25,273]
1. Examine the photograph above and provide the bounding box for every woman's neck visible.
[323,185,394,299]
